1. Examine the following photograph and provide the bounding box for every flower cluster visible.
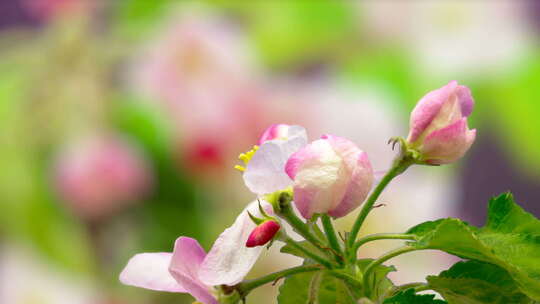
[119,81,476,303]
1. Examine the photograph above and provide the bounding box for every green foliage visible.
[427,260,534,304]
[407,193,540,300]
[113,0,174,39]
[277,270,356,304]
[356,259,395,301]
[0,64,95,275]
[247,0,355,68]
[383,289,446,304]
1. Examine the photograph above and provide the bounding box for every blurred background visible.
[0,0,539,303]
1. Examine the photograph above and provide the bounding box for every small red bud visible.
[246,220,280,248]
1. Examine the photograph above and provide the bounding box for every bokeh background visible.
[1,0,539,303]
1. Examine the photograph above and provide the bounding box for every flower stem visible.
[236,265,322,296]
[347,155,413,260]
[353,233,416,252]
[277,199,327,253]
[321,214,344,264]
[282,235,334,269]
[388,282,428,298]
[362,246,419,297]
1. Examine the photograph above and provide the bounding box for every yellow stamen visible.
[234,145,259,172]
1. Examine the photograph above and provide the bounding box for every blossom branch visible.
[347,149,414,260]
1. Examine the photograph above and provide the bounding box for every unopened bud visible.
[245,220,280,248]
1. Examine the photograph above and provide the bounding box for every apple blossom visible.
[285,135,374,219]
[407,81,476,165]
[240,124,308,195]
[120,201,273,303]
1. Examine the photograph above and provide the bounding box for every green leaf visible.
[406,193,540,300]
[427,260,534,304]
[357,259,396,301]
[383,289,446,304]
[277,270,356,304]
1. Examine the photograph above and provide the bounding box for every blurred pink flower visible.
[128,13,308,177]
[130,13,257,113]
[54,135,152,220]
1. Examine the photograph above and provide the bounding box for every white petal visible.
[198,201,273,286]
[243,126,307,194]
[119,253,185,293]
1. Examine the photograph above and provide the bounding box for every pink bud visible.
[54,135,152,220]
[407,81,476,164]
[285,135,374,219]
[245,220,280,248]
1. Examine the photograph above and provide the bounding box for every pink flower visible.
[285,135,374,219]
[120,201,273,303]
[246,220,281,248]
[54,135,152,220]
[242,124,308,195]
[407,81,476,165]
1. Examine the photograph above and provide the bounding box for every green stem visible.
[353,233,416,252]
[321,214,344,264]
[236,265,322,296]
[414,285,432,293]
[362,246,419,296]
[282,235,334,269]
[327,270,362,289]
[389,282,428,297]
[278,200,327,253]
[347,157,412,259]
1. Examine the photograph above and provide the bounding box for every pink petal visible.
[328,152,373,218]
[169,237,207,281]
[258,124,289,145]
[456,85,474,117]
[169,274,218,304]
[168,237,218,304]
[244,126,307,194]
[408,81,458,142]
[288,139,337,218]
[199,201,273,286]
[119,253,185,293]
[422,118,476,164]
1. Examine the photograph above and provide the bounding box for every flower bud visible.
[407,81,476,165]
[245,220,281,248]
[285,135,373,219]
